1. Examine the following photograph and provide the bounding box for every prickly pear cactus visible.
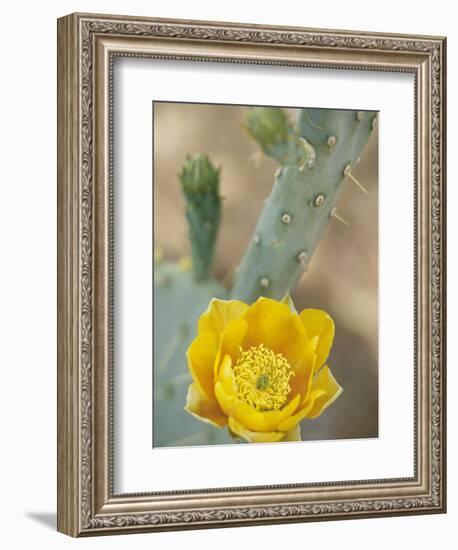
[153,156,232,447]
[231,107,377,303]
[154,108,376,447]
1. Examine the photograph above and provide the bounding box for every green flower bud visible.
[179,154,220,195]
[246,107,291,151]
[178,154,222,281]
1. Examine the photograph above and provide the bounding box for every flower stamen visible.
[233,344,294,411]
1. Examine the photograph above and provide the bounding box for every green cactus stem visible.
[179,155,221,281]
[154,260,231,447]
[231,108,377,304]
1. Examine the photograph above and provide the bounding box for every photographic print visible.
[58,14,446,535]
[57,13,447,536]
[153,102,378,448]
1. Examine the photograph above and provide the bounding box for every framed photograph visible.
[57,13,446,536]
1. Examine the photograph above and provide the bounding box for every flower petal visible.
[276,313,310,366]
[276,389,326,432]
[233,394,300,433]
[186,332,218,399]
[288,341,317,404]
[273,312,317,405]
[218,354,238,397]
[213,318,248,378]
[198,299,249,338]
[228,417,284,443]
[214,355,238,417]
[241,297,297,352]
[299,309,335,369]
[305,365,343,419]
[241,393,301,432]
[185,383,227,428]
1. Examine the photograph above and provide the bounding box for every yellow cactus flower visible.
[184,296,342,443]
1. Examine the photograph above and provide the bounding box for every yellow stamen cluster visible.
[233,344,294,411]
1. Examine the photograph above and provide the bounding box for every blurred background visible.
[154,102,378,442]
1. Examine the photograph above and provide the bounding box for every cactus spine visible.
[230,108,377,304]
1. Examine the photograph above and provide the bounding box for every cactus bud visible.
[246,107,291,152]
[178,155,221,281]
[179,154,220,195]
[246,107,311,167]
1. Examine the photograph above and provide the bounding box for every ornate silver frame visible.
[57,13,446,536]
